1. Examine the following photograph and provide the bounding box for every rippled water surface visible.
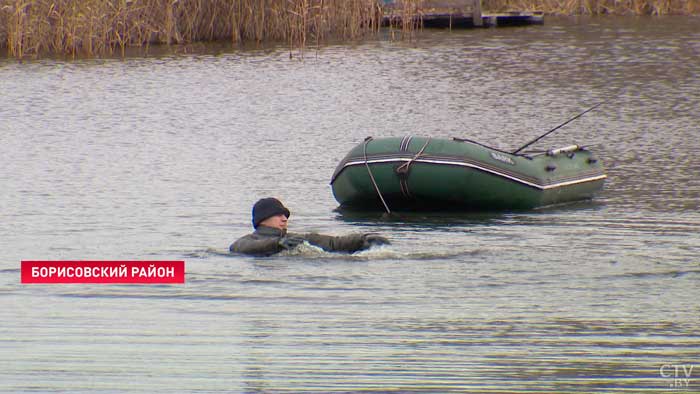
[2,16,699,393]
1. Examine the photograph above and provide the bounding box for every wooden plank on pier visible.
[482,11,544,27]
[381,0,543,29]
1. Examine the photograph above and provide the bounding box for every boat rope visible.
[396,136,431,175]
[363,137,392,214]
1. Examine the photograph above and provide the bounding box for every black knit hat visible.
[252,198,290,228]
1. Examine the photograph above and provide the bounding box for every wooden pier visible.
[382,0,544,28]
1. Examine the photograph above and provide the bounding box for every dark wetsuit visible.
[230,225,371,256]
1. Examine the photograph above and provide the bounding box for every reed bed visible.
[2,0,699,58]
[384,0,424,39]
[0,0,383,58]
[481,0,700,15]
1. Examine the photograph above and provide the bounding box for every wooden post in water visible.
[472,0,483,26]
[423,0,483,28]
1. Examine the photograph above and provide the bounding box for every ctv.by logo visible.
[660,364,694,390]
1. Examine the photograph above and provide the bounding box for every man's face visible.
[259,214,288,230]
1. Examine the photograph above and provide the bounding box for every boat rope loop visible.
[395,136,431,199]
[363,136,392,214]
[396,136,431,176]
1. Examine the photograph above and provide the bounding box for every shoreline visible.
[1,0,698,59]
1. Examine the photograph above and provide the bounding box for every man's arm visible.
[304,233,387,253]
[230,234,284,256]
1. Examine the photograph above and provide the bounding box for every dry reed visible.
[481,0,700,15]
[2,0,699,58]
[384,0,424,40]
[0,0,383,58]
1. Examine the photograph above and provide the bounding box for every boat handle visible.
[547,145,579,156]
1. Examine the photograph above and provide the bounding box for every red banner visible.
[21,261,185,284]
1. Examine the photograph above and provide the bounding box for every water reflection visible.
[334,207,509,226]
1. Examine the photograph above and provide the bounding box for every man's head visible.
[252,197,290,230]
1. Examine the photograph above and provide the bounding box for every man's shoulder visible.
[230,227,285,255]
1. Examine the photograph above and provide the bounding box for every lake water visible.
[1,16,699,393]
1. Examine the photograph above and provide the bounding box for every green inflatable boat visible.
[330,136,607,210]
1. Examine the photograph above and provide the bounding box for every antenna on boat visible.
[512,101,606,154]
